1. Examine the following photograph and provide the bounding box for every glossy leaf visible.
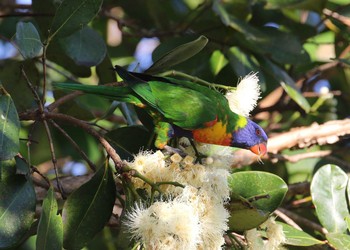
[0,60,40,112]
[210,50,228,76]
[278,222,325,246]
[326,233,350,249]
[0,164,36,248]
[145,35,208,74]
[36,187,63,250]
[46,41,91,77]
[0,85,20,161]
[265,0,327,12]
[96,55,117,83]
[15,21,42,59]
[49,0,103,39]
[226,47,265,85]
[105,125,152,160]
[259,58,310,113]
[227,171,288,231]
[310,164,349,233]
[60,26,106,67]
[346,216,350,231]
[227,201,270,232]
[213,2,309,65]
[62,164,116,249]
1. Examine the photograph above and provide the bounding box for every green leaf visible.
[0,85,20,161]
[145,35,208,74]
[210,50,228,76]
[0,164,36,248]
[49,0,103,39]
[259,58,310,113]
[227,171,288,231]
[213,3,309,65]
[0,60,40,112]
[326,233,350,249]
[36,187,63,250]
[46,41,91,78]
[346,216,350,231]
[96,55,117,84]
[310,164,349,233]
[278,222,325,246]
[105,125,152,160]
[60,26,107,67]
[265,0,327,13]
[62,164,116,249]
[15,21,42,59]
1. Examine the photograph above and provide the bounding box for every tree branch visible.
[19,110,124,169]
[232,119,350,167]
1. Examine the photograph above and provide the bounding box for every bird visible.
[54,65,268,157]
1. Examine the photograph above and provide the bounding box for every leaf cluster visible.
[0,0,350,249]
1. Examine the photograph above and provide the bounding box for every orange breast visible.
[192,121,232,146]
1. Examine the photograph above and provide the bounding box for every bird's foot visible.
[163,145,187,158]
[194,153,207,164]
[163,145,208,164]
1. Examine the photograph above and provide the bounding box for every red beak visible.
[250,142,267,156]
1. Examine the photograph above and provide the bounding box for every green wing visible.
[147,81,218,129]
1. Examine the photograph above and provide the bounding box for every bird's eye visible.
[256,128,261,136]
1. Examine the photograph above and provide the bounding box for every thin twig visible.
[41,44,48,105]
[21,66,66,198]
[49,120,97,172]
[270,150,332,163]
[47,90,83,111]
[277,207,328,235]
[274,209,302,230]
[20,110,124,169]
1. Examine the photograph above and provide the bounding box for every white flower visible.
[125,200,201,250]
[246,217,286,250]
[225,72,261,117]
[246,228,265,250]
[126,151,231,249]
[262,217,286,250]
[177,186,229,250]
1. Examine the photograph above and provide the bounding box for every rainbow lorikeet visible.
[55,66,268,156]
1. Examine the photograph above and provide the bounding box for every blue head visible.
[231,119,268,156]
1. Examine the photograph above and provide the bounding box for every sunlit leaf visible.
[227,171,288,231]
[36,187,63,250]
[278,222,325,246]
[146,36,208,74]
[15,21,42,59]
[49,0,103,39]
[213,2,309,65]
[326,232,350,249]
[265,0,327,12]
[259,58,310,113]
[0,85,20,161]
[311,164,349,233]
[60,26,106,67]
[210,50,228,76]
[62,164,116,249]
[0,161,36,248]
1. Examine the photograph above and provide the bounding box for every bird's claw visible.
[163,145,187,158]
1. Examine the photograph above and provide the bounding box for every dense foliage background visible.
[0,0,350,249]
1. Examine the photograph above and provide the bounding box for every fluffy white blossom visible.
[125,150,231,249]
[225,72,261,117]
[246,217,286,250]
[262,217,286,249]
[125,200,201,249]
